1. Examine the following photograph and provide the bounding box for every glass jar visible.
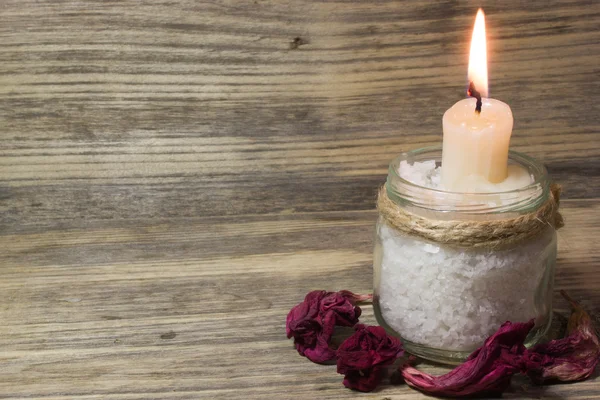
[373,146,557,364]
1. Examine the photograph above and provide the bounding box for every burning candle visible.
[441,9,530,192]
[372,7,561,366]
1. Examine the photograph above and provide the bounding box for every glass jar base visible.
[398,312,553,365]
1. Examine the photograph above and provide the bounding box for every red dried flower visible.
[286,290,371,364]
[337,324,404,392]
[525,291,600,384]
[399,320,534,397]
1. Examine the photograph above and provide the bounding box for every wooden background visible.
[0,0,599,398]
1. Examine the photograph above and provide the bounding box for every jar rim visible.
[386,146,550,215]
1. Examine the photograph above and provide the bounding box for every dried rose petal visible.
[337,324,404,392]
[286,291,333,363]
[320,291,365,334]
[399,320,534,397]
[286,290,369,363]
[525,291,600,384]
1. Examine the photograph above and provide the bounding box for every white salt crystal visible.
[398,160,533,192]
[399,160,442,189]
[423,243,440,254]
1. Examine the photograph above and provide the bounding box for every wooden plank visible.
[1,142,598,225]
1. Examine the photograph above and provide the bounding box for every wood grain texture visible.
[0,0,599,398]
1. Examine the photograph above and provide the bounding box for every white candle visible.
[441,9,529,192]
[442,97,514,189]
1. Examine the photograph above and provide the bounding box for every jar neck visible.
[386,146,550,221]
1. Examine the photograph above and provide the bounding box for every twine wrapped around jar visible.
[377,184,564,249]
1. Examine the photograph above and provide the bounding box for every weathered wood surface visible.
[0,0,599,398]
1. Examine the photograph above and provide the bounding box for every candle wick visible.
[467,81,482,114]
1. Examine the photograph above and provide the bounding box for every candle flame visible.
[468,9,488,98]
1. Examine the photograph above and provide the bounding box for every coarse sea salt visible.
[399,160,442,189]
[398,160,534,193]
[377,161,554,352]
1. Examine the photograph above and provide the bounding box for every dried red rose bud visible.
[525,291,600,384]
[319,291,367,332]
[399,320,534,397]
[337,324,404,392]
[286,290,370,364]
